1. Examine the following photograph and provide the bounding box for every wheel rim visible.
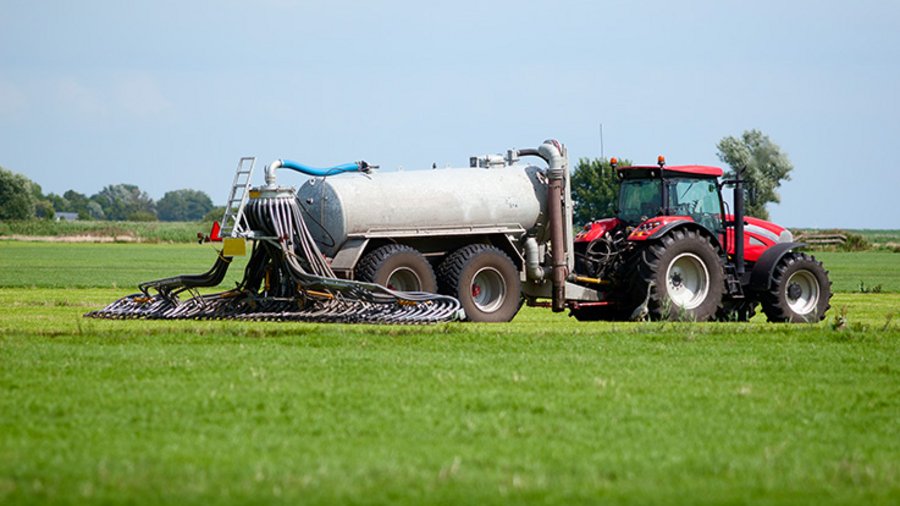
[665,252,710,310]
[471,267,506,312]
[386,267,422,292]
[785,269,819,315]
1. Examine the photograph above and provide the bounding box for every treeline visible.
[0,166,222,222]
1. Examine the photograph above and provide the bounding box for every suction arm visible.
[517,140,569,312]
[265,159,375,186]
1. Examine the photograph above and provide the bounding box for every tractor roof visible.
[617,165,723,178]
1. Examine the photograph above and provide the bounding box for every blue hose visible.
[280,159,362,177]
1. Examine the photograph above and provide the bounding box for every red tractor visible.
[572,156,832,322]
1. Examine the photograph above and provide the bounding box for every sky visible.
[1,0,899,228]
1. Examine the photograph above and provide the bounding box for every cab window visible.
[666,177,723,232]
[618,179,662,225]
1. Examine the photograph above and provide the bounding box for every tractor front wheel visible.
[625,229,725,321]
[760,252,831,323]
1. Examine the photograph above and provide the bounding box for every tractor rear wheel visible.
[760,252,831,323]
[355,244,437,293]
[437,244,521,322]
[625,229,725,321]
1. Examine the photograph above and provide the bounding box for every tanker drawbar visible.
[86,161,463,324]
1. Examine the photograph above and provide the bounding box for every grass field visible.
[0,220,210,243]
[0,241,898,505]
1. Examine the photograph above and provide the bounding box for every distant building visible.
[54,212,78,222]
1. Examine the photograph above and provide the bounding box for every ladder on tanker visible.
[219,157,256,238]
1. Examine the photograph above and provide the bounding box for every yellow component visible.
[223,237,247,257]
[248,189,261,199]
[305,289,335,300]
[574,275,610,286]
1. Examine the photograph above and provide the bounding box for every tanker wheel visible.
[626,229,725,321]
[355,244,437,293]
[760,252,832,323]
[437,244,521,322]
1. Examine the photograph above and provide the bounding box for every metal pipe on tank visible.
[265,160,283,188]
[515,148,550,163]
[538,140,568,312]
[524,237,549,281]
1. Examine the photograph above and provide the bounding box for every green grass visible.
[1,241,896,292]
[850,229,900,246]
[0,220,210,243]
[813,251,900,293]
[0,242,250,289]
[1,243,898,505]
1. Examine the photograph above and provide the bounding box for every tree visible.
[91,184,157,221]
[28,180,55,220]
[52,190,100,220]
[86,201,105,220]
[202,206,226,223]
[0,166,37,220]
[157,189,214,221]
[570,157,631,227]
[62,190,97,220]
[716,129,793,220]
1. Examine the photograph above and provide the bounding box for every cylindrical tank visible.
[296,165,548,257]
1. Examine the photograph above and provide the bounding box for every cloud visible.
[49,74,174,121]
[113,74,173,118]
[56,77,108,118]
[0,79,29,116]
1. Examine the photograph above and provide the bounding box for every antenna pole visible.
[599,123,605,159]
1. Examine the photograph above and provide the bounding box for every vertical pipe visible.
[536,140,568,313]
[734,167,745,278]
[547,176,567,311]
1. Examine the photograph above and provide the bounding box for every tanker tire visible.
[625,229,725,321]
[355,244,437,293]
[760,252,831,323]
[437,244,521,323]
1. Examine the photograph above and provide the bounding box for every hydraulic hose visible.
[265,159,370,187]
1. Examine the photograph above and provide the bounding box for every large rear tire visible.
[355,244,437,293]
[437,244,521,322]
[625,229,725,321]
[760,252,831,323]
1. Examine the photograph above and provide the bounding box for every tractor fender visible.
[749,242,806,292]
[646,221,724,252]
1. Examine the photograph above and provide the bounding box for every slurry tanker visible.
[89,139,831,324]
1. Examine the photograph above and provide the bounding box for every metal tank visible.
[295,163,549,257]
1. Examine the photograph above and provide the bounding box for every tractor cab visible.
[615,156,725,235]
